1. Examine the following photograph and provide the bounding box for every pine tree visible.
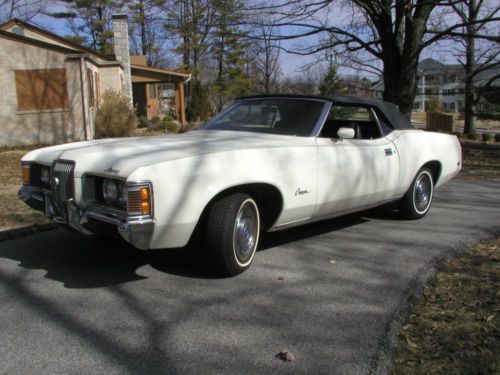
[50,0,126,55]
[211,0,252,111]
[319,61,343,97]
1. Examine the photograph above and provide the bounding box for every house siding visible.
[0,37,85,146]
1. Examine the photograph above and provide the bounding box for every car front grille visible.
[52,160,75,209]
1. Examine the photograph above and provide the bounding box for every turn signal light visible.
[127,184,152,216]
[141,187,150,215]
[22,165,30,185]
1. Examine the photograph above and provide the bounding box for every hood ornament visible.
[104,166,120,175]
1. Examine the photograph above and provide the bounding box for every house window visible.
[149,83,157,99]
[15,69,68,111]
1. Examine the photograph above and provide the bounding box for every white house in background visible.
[372,58,500,112]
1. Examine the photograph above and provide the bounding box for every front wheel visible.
[399,168,434,220]
[206,193,260,276]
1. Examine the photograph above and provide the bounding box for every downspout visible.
[183,74,192,121]
[79,56,89,140]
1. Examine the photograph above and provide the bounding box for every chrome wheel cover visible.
[413,172,432,213]
[233,200,259,266]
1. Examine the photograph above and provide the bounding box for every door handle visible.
[385,148,394,156]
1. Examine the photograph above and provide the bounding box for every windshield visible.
[203,98,326,136]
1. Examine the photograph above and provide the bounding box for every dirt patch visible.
[391,237,500,375]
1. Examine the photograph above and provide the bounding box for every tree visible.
[252,23,281,95]
[211,0,252,110]
[319,62,343,96]
[163,0,214,78]
[128,0,171,67]
[449,0,500,134]
[50,0,126,55]
[0,0,49,22]
[248,0,499,119]
[186,79,211,121]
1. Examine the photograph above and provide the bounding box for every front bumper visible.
[19,186,154,250]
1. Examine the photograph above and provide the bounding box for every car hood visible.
[24,130,314,178]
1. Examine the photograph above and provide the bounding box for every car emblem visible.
[50,176,59,189]
[295,188,309,196]
[104,166,120,175]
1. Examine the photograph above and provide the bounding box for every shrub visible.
[495,133,500,143]
[467,132,480,141]
[426,95,442,113]
[481,133,492,142]
[95,91,136,138]
[166,121,180,134]
[452,131,463,140]
[137,116,150,128]
[151,115,161,125]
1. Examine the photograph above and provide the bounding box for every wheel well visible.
[204,183,283,230]
[422,161,442,184]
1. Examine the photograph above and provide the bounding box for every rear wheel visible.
[206,193,260,276]
[399,168,434,219]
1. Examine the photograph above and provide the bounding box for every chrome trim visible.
[126,180,154,218]
[18,185,155,250]
[311,100,333,137]
[369,108,385,137]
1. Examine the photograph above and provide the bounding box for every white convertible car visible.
[20,95,461,275]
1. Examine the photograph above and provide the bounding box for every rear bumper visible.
[19,186,154,250]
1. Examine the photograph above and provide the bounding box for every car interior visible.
[319,105,393,139]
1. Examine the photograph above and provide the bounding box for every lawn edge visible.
[369,228,500,375]
[0,223,56,243]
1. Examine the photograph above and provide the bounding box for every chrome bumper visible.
[19,186,154,250]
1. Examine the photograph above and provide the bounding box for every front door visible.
[313,104,400,218]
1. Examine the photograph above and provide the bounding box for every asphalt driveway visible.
[0,180,499,375]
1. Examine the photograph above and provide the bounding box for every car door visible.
[313,104,400,218]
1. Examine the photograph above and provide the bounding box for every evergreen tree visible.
[187,80,211,121]
[50,0,126,55]
[319,63,343,96]
[128,0,169,67]
[212,0,252,111]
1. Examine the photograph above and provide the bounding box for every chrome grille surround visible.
[51,160,75,211]
[127,181,154,218]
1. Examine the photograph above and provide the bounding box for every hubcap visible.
[234,201,258,264]
[414,173,432,213]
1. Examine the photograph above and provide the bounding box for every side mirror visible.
[337,127,355,139]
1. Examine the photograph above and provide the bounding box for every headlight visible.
[119,184,127,208]
[102,178,118,204]
[41,167,50,186]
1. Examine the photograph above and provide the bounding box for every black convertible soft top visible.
[239,95,414,130]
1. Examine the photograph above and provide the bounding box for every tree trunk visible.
[463,0,476,135]
[381,53,419,121]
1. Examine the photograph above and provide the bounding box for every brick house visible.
[0,15,190,146]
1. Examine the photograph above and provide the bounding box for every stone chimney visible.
[112,14,133,105]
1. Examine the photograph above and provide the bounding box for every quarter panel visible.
[390,130,461,194]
